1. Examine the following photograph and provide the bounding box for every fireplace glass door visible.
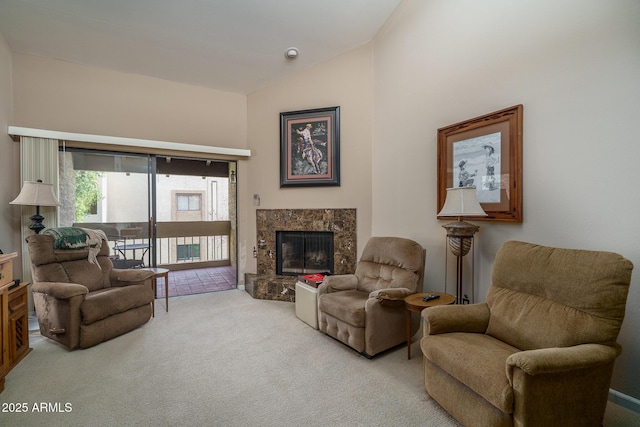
[276,231,334,276]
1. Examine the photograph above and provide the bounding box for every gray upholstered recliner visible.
[317,236,426,357]
[421,241,633,427]
[27,230,154,350]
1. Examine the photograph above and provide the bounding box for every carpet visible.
[1,290,638,426]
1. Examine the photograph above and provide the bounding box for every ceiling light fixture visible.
[285,47,299,60]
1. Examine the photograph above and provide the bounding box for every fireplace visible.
[276,231,334,276]
[246,208,356,302]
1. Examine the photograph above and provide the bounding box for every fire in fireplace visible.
[276,231,334,276]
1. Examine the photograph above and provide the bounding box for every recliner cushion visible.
[318,290,368,327]
[62,259,112,292]
[487,241,632,349]
[356,262,418,294]
[422,332,518,414]
[31,259,111,292]
[354,236,423,295]
[486,286,620,351]
[81,285,152,324]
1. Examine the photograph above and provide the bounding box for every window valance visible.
[8,126,251,160]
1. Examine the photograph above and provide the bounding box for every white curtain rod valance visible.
[8,126,251,158]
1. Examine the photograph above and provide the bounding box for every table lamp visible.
[438,187,487,303]
[10,180,61,234]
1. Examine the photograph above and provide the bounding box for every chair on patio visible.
[113,226,148,268]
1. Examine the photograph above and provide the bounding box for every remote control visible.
[422,294,440,302]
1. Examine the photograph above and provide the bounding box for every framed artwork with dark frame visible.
[280,106,340,187]
[437,105,523,222]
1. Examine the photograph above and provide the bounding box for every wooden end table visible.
[141,268,170,316]
[404,292,456,359]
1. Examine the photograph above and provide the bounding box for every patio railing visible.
[74,220,232,270]
[155,221,231,270]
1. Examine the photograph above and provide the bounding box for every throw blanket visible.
[43,227,108,267]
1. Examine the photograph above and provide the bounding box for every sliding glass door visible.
[57,149,237,284]
[154,156,234,271]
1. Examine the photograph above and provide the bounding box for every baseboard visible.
[237,284,245,291]
[609,389,640,413]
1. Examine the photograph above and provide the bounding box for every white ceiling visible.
[0,0,400,94]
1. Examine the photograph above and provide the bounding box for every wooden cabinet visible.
[0,252,32,393]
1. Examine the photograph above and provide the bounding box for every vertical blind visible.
[19,136,60,284]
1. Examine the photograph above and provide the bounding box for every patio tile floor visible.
[154,265,236,298]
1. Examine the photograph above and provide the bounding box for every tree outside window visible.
[75,171,103,222]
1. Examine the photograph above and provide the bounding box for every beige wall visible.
[243,43,373,277]
[0,32,20,254]
[373,0,640,400]
[12,53,247,148]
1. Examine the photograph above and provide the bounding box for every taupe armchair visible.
[421,241,633,427]
[27,230,155,350]
[318,236,426,357]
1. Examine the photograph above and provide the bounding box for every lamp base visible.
[28,213,46,234]
[448,236,472,257]
[442,220,479,257]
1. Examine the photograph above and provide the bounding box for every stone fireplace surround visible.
[245,208,357,301]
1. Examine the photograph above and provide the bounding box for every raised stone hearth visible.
[245,208,356,301]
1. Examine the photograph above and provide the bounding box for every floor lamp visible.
[10,180,61,234]
[438,187,487,304]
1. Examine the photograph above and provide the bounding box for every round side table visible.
[404,292,456,359]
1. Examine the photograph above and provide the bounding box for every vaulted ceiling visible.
[0,0,400,94]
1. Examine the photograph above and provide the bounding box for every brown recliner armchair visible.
[421,241,633,427]
[27,230,155,350]
[318,236,426,357]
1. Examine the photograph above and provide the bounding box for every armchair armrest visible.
[506,343,620,378]
[110,268,154,287]
[422,303,490,336]
[369,288,413,306]
[32,281,88,300]
[318,274,358,296]
[506,343,621,426]
[369,287,413,300]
